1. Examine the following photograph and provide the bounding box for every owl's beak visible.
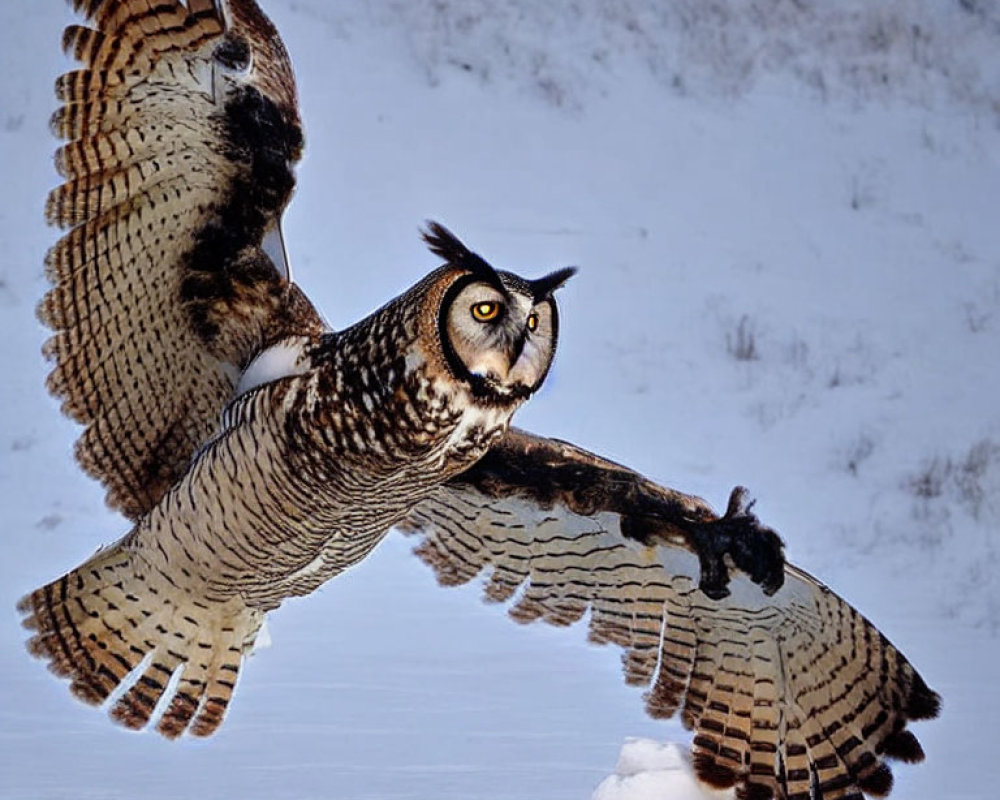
[468,351,513,386]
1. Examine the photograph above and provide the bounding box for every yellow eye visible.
[471,301,501,322]
[526,313,539,332]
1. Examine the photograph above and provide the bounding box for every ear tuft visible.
[422,221,472,264]
[529,266,577,301]
[421,221,503,288]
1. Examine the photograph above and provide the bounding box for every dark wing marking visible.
[41,0,325,519]
[401,428,940,800]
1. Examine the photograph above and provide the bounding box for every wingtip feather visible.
[907,672,942,720]
[880,730,925,764]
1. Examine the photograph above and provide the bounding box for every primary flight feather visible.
[21,2,939,798]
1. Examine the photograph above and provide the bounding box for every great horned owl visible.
[20,2,939,798]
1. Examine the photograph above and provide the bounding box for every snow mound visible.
[592,739,735,800]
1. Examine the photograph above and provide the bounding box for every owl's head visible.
[424,222,575,404]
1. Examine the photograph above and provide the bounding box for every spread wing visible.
[402,428,940,800]
[41,0,325,520]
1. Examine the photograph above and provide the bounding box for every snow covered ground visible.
[1,1,999,798]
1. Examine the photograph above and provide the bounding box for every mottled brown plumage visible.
[41,0,322,519]
[20,2,938,798]
[403,429,940,800]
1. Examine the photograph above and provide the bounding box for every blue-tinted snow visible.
[1,2,998,799]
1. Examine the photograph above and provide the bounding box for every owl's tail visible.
[18,541,265,738]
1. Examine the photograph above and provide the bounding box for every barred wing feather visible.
[41,0,324,519]
[402,428,940,800]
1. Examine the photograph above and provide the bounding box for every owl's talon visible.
[690,487,785,599]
